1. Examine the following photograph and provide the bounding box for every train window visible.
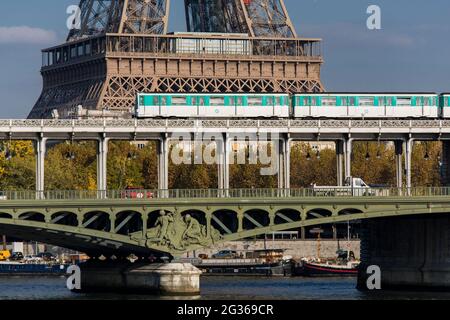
[267,97,274,106]
[139,96,145,106]
[153,96,159,105]
[311,97,318,106]
[359,97,374,106]
[210,97,225,106]
[322,97,337,106]
[236,97,243,106]
[397,97,412,107]
[386,97,393,106]
[348,97,356,106]
[299,97,308,106]
[248,96,263,106]
[424,97,435,106]
[161,96,167,105]
[172,97,187,106]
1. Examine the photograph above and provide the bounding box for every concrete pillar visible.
[223,134,230,191]
[405,139,414,191]
[394,141,403,189]
[358,215,450,291]
[277,138,285,190]
[157,136,169,195]
[217,135,229,191]
[97,137,108,197]
[344,138,353,179]
[35,137,47,199]
[76,261,201,295]
[301,227,306,240]
[217,139,224,190]
[284,138,291,190]
[336,140,345,186]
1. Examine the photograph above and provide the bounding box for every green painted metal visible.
[0,188,450,257]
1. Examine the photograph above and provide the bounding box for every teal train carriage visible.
[136,93,290,118]
[440,94,450,118]
[292,93,439,118]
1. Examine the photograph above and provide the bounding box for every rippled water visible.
[0,276,449,300]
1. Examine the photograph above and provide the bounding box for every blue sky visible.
[0,0,449,118]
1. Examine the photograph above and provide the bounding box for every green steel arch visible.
[1,189,450,257]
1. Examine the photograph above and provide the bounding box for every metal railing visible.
[0,187,449,201]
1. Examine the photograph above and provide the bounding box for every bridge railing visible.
[0,187,450,201]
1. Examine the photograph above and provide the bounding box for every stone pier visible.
[76,261,201,295]
[358,214,450,290]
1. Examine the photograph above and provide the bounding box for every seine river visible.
[0,276,449,300]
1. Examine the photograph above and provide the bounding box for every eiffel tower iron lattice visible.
[29,0,323,119]
[185,0,297,37]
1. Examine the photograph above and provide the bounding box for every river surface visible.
[0,276,450,300]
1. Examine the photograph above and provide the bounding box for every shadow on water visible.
[1,276,450,300]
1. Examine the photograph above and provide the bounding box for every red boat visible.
[300,260,359,277]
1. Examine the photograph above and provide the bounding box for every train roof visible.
[137,92,290,96]
[294,92,438,95]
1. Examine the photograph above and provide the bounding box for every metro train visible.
[135,92,450,119]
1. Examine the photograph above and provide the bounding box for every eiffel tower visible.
[28,0,324,119]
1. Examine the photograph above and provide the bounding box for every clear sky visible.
[0,0,449,118]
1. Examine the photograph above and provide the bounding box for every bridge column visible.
[217,134,229,192]
[344,138,353,179]
[284,138,291,190]
[157,136,169,196]
[141,213,148,239]
[97,137,108,198]
[395,141,403,189]
[405,139,414,191]
[275,136,291,192]
[358,215,450,290]
[110,215,116,233]
[205,212,212,238]
[237,211,244,233]
[336,140,345,186]
[35,136,47,200]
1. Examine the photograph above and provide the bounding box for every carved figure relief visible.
[132,210,222,252]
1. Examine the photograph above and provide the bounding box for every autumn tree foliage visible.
[0,140,445,190]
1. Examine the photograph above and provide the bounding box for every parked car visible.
[121,187,154,199]
[36,252,56,261]
[212,250,238,259]
[10,252,24,261]
[24,255,43,263]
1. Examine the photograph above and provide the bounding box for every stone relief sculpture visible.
[132,210,222,252]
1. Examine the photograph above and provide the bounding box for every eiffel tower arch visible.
[29,0,324,119]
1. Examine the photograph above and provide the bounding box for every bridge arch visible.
[243,208,270,231]
[338,208,365,216]
[51,212,78,226]
[0,213,12,219]
[18,212,46,222]
[211,209,239,235]
[114,211,143,235]
[82,211,111,232]
[306,208,333,220]
[273,209,302,225]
